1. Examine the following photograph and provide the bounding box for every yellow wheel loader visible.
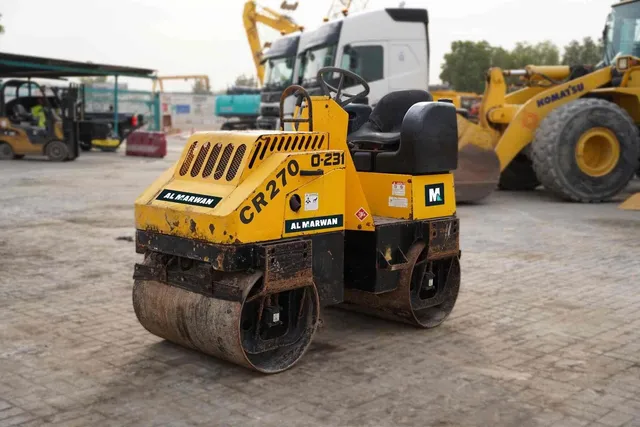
[132,67,461,373]
[454,0,640,205]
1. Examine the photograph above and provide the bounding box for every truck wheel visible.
[45,140,70,162]
[80,141,92,151]
[0,142,14,160]
[498,153,540,191]
[531,98,640,202]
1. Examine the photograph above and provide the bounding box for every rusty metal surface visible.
[132,255,320,373]
[136,230,255,271]
[342,242,460,328]
[427,218,460,261]
[258,239,314,295]
[454,144,501,203]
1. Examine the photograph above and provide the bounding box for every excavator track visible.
[132,254,319,373]
[340,242,461,328]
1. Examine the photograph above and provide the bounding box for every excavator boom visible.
[243,1,302,85]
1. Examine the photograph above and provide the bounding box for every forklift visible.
[0,79,80,161]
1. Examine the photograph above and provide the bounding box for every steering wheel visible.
[316,67,370,108]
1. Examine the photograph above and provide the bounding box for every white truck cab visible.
[282,7,429,120]
[255,31,301,130]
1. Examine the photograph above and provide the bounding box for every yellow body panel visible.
[359,173,413,219]
[310,96,374,231]
[135,94,455,247]
[0,120,44,154]
[282,169,346,237]
[619,192,640,210]
[412,174,456,220]
[359,173,456,220]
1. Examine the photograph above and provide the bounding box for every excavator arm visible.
[243,1,302,85]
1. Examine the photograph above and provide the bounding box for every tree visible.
[234,74,259,88]
[439,41,516,93]
[439,39,565,92]
[0,14,5,35]
[509,41,560,67]
[561,37,603,66]
[192,79,211,94]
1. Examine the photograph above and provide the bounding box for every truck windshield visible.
[298,44,337,86]
[263,56,295,90]
[603,2,640,65]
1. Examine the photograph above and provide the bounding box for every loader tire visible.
[531,98,640,202]
[498,153,540,191]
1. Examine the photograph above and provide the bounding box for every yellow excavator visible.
[243,1,303,85]
[453,0,640,209]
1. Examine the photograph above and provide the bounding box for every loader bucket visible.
[454,115,502,203]
[619,192,640,210]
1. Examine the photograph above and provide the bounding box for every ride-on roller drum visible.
[132,67,462,373]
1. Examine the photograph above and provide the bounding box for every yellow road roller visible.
[132,67,461,373]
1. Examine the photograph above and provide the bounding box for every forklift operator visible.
[30,97,47,128]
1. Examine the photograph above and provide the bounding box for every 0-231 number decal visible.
[311,152,344,167]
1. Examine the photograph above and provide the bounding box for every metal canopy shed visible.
[0,52,159,132]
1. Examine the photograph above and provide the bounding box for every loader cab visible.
[602,0,640,65]
[283,8,430,131]
[0,79,80,161]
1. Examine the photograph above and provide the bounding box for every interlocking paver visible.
[1,139,639,426]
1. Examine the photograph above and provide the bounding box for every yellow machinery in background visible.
[132,67,462,373]
[243,1,303,85]
[430,88,482,111]
[452,0,640,207]
[152,75,210,93]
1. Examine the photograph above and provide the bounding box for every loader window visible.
[340,45,384,84]
[605,2,640,64]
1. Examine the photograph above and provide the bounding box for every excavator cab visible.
[132,67,461,374]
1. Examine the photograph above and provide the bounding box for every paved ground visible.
[1,137,640,427]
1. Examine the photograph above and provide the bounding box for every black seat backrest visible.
[13,104,29,117]
[375,101,459,175]
[368,90,432,133]
[344,104,372,134]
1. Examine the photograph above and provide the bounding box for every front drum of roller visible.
[132,269,320,374]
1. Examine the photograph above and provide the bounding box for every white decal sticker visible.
[304,193,319,211]
[388,197,408,208]
[392,181,406,196]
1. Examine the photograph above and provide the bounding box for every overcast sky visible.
[0,0,612,92]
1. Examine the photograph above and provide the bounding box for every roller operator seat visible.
[347,90,458,175]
